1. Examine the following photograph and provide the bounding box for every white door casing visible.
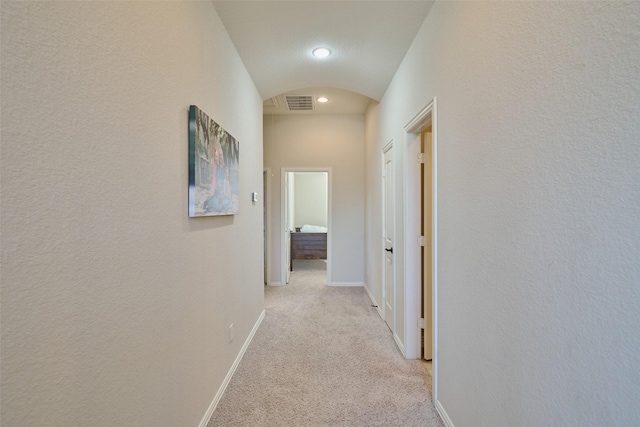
[264,170,268,285]
[284,172,291,284]
[382,143,395,331]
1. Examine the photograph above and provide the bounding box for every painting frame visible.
[188,105,240,217]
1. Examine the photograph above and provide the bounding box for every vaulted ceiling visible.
[212,1,434,114]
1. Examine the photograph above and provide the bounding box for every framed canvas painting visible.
[188,105,239,217]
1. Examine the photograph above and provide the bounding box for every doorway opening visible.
[281,168,331,286]
[403,98,438,400]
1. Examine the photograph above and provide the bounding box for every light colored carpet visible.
[207,260,444,427]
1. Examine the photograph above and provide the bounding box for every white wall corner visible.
[198,309,266,427]
[435,400,455,427]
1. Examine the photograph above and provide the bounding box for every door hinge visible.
[417,153,425,164]
[418,318,426,329]
[417,235,425,246]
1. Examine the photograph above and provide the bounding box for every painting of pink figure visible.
[188,105,239,217]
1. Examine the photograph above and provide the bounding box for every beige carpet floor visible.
[207,260,444,427]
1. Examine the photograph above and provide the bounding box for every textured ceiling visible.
[212,1,434,103]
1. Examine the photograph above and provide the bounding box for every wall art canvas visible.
[188,105,239,217]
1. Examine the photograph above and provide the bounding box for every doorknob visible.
[385,247,393,253]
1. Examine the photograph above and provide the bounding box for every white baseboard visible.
[393,332,406,357]
[329,282,364,287]
[267,282,283,286]
[435,400,455,427]
[198,309,266,427]
[363,284,383,318]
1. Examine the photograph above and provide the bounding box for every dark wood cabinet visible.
[290,232,327,270]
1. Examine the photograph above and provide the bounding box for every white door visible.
[284,172,291,284]
[383,144,395,331]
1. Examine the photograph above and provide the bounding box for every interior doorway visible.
[281,168,331,285]
[404,98,438,400]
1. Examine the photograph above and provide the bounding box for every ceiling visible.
[212,1,434,114]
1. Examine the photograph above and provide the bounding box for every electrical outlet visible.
[229,323,234,343]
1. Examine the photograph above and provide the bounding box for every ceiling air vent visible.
[285,95,314,111]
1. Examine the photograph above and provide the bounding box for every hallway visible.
[3,2,639,425]
[208,261,443,426]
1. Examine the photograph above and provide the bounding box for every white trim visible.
[267,282,283,287]
[435,400,454,427]
[393,332,405,357]
[404,101,434,133]
[198,309,266,427]
[263,168,271,286]
[364,283,384,318]
[281,170,292,285]
[329,282,364,287]
[432,98,439,401]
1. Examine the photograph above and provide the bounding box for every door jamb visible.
[263,168,271,285]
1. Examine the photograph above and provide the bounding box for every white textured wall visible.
[264,114,365,286]
[366,1,640,426]
[1,2,263,426]
[364,102,383,307]
[294,172,328,228]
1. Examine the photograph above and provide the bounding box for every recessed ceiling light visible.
[312,47,331,58]
[317,97,329,103]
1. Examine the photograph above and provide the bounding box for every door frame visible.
[284,171,294,283]
[381,141,396,334]
[280,167,332,285]
[263,168,271,285]
[403,98,438,399]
